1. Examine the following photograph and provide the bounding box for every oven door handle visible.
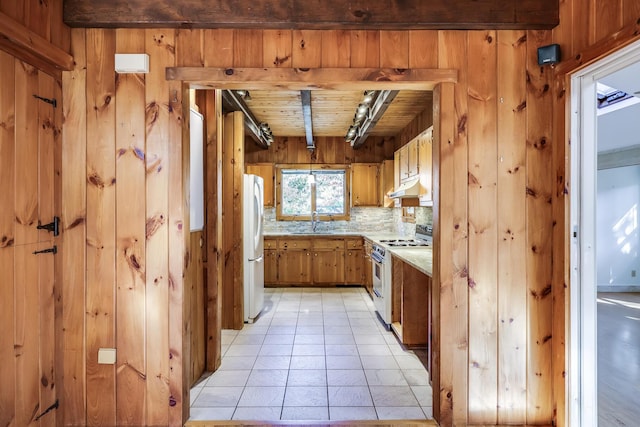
[373,288,383,298]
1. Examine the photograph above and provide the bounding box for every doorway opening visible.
[172,68,455,424]
[569,38,640,427]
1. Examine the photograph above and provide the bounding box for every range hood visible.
[389,176,420,199]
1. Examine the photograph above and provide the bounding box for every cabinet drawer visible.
[313,239,344,250]
[345,238,363,250]
[279,239,312,250]
[264,238,277,249]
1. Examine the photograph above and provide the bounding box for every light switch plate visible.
[98,348,117,365]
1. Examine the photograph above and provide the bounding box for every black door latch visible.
[37,216,59,236]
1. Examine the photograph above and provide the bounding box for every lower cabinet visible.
[391,255,431,349]
[265,236,363,286]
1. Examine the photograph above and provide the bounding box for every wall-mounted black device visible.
[537,44,561,66]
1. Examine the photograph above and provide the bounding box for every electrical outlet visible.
[632,270,637,278]
[98,348,117,364]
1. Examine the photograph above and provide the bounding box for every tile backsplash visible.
[264,206,433,236]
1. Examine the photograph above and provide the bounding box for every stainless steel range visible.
[372,225,432,327]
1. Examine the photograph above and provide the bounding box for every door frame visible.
[568,38,640,427]
[170,67,456,423]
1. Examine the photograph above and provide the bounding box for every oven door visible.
[372,258,384,299]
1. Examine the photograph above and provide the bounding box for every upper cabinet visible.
[392,126,433,207]
[351,163,381,207]
[246,163,274,207]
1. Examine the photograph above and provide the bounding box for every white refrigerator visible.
[243,174,265,323]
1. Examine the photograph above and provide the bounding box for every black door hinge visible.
[33,246,57,255]
[37,216,60,236]
[35,399,59,421]
[33,94,57,108]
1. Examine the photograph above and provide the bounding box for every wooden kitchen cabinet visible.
[391,255,430,347]
[312,238,345,284]
[363,239,373,296]
[278,239,312,284]
[351,163,380,207]
[246,163,275,207]
[264,238,278,284]
[393,126,433,207]
[418,126,433,205]
[345,238,364,284]
[380,159,395,208]
[396,139,419,183]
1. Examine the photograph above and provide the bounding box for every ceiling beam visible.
[221,90,270,149]
[300,90,314,150]
[351,90,399,148]
[167,67,458,90]
[64,0,558,29]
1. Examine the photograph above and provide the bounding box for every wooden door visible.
[0,59,59,427]
[345,238,364,284]
[407,139,419,178]
[312,249,345,284]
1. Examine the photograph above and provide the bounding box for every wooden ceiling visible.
[237,89,432,138]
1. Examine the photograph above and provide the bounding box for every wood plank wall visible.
[1,0,638,423]
[0,51,61,426]
[0,0,70,54]
[245,135,395,165]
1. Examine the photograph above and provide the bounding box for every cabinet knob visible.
[307,252,310,256]
[314,253,318,257]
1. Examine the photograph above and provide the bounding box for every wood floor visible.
[597,292,640,427]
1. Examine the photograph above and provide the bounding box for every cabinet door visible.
[345,249,364,284]
[246,163,274,207]
[351,163,380,207]
[407,139,419,178]
[418,129,433,204]
[264,249,278,284]
[398,145,410,182]
[312,250,345,284]
[279,250,312,284]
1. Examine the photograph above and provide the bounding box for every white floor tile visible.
[329,406,378,420]
[225,344,261,357]
[290,355,326,369]
[253,355,291,370]
[284,386,328,406]
[238,386,286,407]
[292,344,325,356]
[232,406,282,420]
[326,369,367,386]
[325,344,358,356]
[411,385,433,406]
[193,387,244,407]
[287,369,327,386]
[246,369,289,387]
[281,406,329,420]
[205,370,251,387]
[402,369,430,386]
[365,369,409,386]
[328,386,373,406]
[376,406,427,420]
[369,386,419,407]
[259,344,293,356]
[218,356,256,370]
[326,355,363,370]
[190,287,432,422]
[262,334,295,345]
[189,407,235,420]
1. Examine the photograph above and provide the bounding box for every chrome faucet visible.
[312,211,319,232]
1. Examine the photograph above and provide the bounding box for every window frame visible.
[275,164,351,221]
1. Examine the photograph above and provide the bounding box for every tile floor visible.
[189,287,433,421]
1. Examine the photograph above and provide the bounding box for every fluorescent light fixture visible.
[115,53,150,73]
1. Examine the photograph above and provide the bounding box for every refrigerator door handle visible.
[249,255,264,263]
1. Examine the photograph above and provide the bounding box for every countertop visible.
[264,231,433,277]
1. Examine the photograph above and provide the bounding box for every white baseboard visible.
[597,285,640,292]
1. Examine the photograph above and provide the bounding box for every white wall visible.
[597,165,640,291]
